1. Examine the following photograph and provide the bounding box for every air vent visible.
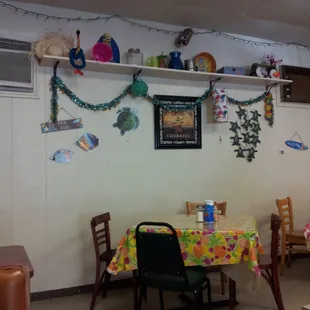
[281,65,310,103]
[0,38,34,94]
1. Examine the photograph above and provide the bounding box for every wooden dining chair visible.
[276,197,308,275]
[186,201,227,295]
[258,214,285,310]
[90,212,116,310]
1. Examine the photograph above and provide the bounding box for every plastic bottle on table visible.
[204,200,214,223]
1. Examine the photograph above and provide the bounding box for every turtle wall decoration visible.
[229,107,262,162]
[113,107,140,136]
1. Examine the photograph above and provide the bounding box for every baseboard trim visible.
[31,278,133,301]
[32,253,309,302]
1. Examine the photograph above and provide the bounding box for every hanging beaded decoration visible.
[69,30,86,76]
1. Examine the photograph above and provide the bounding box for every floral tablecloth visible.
[107,215,263,275]
[304,223,310,250]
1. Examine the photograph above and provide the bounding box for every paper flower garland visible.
[264,92,274,126]
[213,89,228,123]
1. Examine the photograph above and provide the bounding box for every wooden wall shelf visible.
[40,55,292,88]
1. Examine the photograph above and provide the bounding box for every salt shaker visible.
[196,206,204,223]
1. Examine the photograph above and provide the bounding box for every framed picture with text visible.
[154,95,202,149]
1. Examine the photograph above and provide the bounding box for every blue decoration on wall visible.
[69,30,86,75]
[285,132,308,150]
[285,141,308,150]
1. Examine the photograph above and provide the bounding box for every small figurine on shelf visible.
[261,53,282,79]
[69,30,86,76]
[175,28,193,48]
[261,53,283,68]
[250,53,282,79]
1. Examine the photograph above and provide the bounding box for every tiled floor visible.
[31,258,310,310]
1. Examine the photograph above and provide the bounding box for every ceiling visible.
[15,0,310,45]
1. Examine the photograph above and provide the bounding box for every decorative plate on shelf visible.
[97,33,120,63]
[92,43,113,62]
[194,52,216,72]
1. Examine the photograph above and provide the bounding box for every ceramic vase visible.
[168,51,184,70]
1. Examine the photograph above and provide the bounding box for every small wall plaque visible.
[41,107,83,134]
[41,118,83,133]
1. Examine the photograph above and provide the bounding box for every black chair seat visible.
[100,249,116,263]
[141,268,207,292]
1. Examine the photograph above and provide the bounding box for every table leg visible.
[229,278,237,310]
[133,270,138,310]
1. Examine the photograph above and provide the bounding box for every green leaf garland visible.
[50,75,274,127]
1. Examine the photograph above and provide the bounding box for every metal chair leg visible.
[133,270,138,310]
[220,272,225,295]
[229,278,236,310]
[206,278,212,310]
[191,290,199,310]
[137,286,144,310]
[101,268,112,298]
[141,286,147,301]
[159,289,165,310]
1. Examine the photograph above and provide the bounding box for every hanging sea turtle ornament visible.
[234,146,245,158]
[250,134,261,147]
[229,121,241,133]
[247,148,257,162]
[236,106,247,120]
[251,122,261,134]
[113,107,139,136]
[230,134,242,146]
[241,119,252,131]
[250,110,261,121]
[242,132,251,144]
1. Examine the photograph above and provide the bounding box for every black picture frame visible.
[154,95,202,149]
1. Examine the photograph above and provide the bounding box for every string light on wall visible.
[1,0,310,51]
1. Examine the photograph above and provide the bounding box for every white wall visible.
[1,1,310,292]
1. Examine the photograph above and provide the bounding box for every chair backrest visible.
[0,266,30,310]
[214,202,227,216]
[186,202,203,215]
[135,222,188,285]
[276,197,293,233]
[91,212,112,260]
[186,201,227,215]
[270,214,282,263]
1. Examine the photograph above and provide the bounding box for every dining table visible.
[107,214,263,309]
